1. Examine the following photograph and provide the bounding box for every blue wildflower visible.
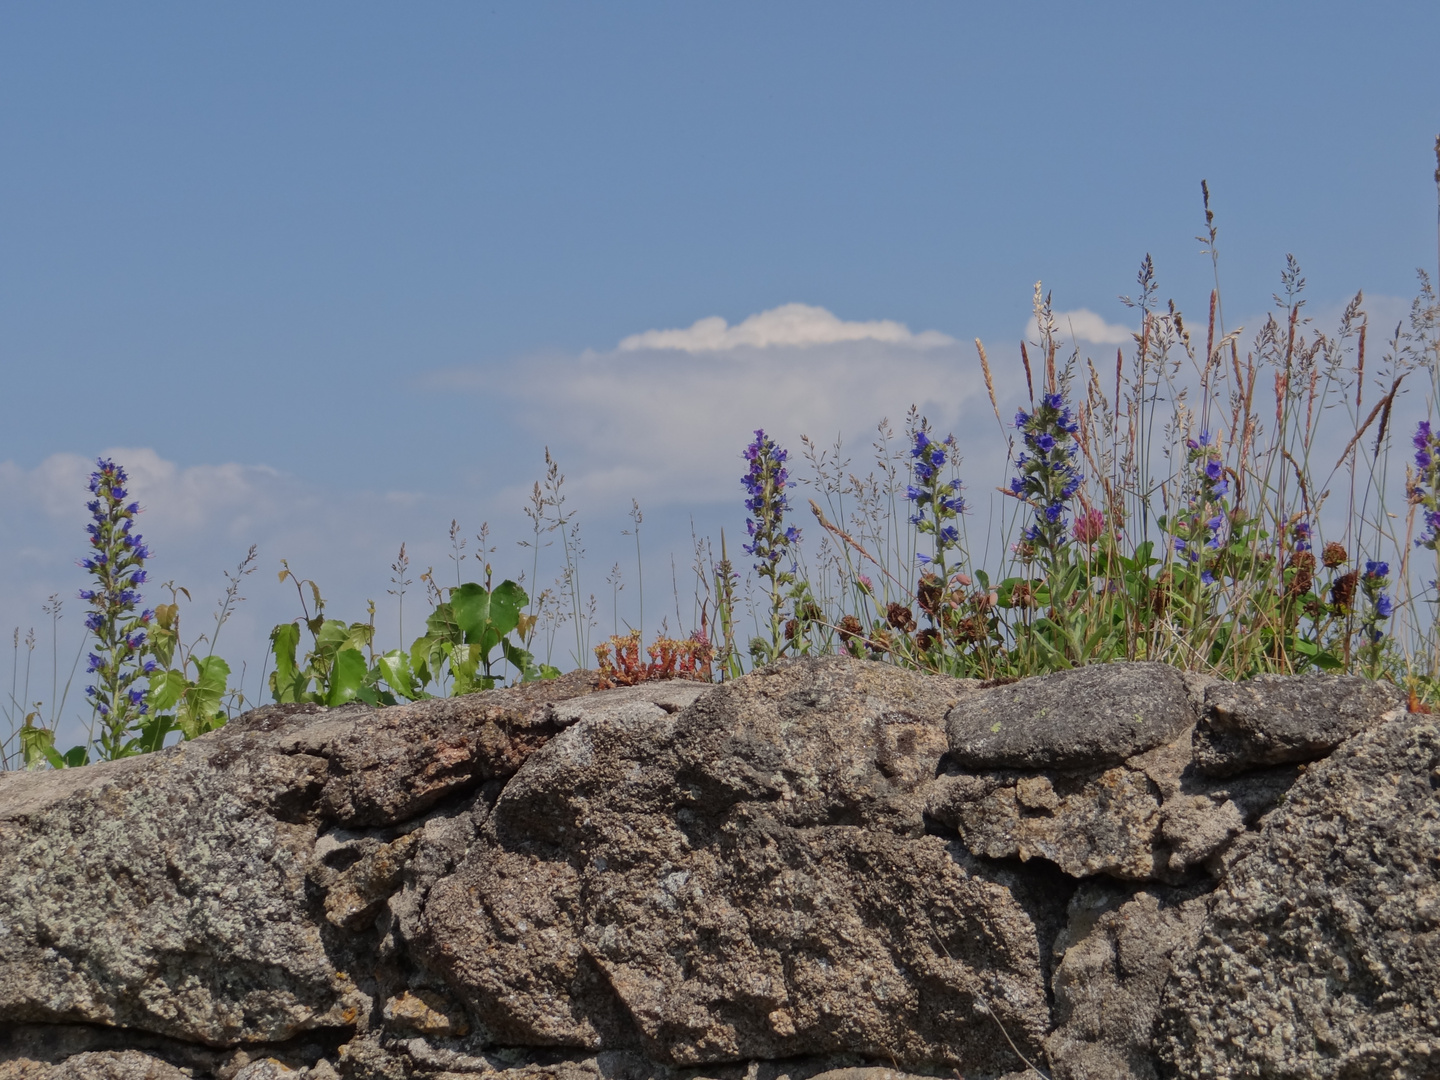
[906,423,966,577]
[78,457,156,759]
[1008,391,1083,563]
[741,430,801,654]
[1173,429,1231,580]
[1356,557,1394,664]
[1413,420,1440,551]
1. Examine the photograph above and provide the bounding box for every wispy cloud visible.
[617,302,955,353]
[1024,308,1135,348]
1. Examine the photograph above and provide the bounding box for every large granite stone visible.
[946,662,1198,771]
[411,658,1053,1076]
[1193,673,1403,777]
[1157,710,1440,1079]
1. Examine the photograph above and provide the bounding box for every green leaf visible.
[136,713,180,754]
[451,583,493,645]
[148,669,188,714]
[326,647,369,706]
[488,580,527,639]
[178,655,231,740]
[376,649,429,701]
[426,602,463,646]
[43,743,91,769]
[314,619,353,661]
[502,639,537,681]
[269,623,306,703]
[409,634,443,688]
[355,682,397,707]
[343,621,374,654]
[19,724,56,768]
[443,641,481,696]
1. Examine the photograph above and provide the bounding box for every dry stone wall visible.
[0,657,1433,1080]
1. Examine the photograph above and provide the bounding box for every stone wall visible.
[0,657,1435,1080]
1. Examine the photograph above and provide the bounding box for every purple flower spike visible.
[1008,391,1083,560]
[1413,420,1440,551]
[79,455,160,757]
[906,424,967,577]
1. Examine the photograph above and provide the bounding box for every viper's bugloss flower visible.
[741,430,801,655]
[78,457,155,757]
[1009,393,1082,559]
[906,424,966,576]
[1358,558,1394,650]
[1413,420,1440,551]
[741,430,797,567]
[1174,429,1231,578]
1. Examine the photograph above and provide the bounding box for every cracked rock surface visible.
[0,658,1428,1080]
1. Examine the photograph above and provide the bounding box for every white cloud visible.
[617,302,955,352]
[1024,308,1135,348]
[471,308,1028,513]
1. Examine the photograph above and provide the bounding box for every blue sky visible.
[2,3,1438,726]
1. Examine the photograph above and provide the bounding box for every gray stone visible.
[0,748,366,1045]
[946,662,1196,771]
[0,1050,194,1080]
[1194,673,1404,777]
[1042,882,1210,1080]
[926,720,1300,883]
[1157,711,1440,1078]
[0,674,605,1046]
[410,658,1050,1076]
